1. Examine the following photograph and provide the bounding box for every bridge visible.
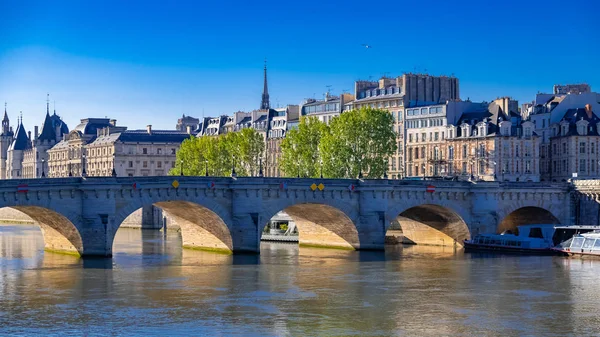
[0,176,584,257]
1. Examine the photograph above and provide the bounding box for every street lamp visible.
[258,158,264,177]
[180,159,184,176]
[320,159,323,179]
[204,160,209,177]
[68,162,72,177]
[111,153,117,177]
[231,156,236,178]
[422,164,426,180]
[81,154,87,177]
[41,159,45,178]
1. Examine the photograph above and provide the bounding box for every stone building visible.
[48,118,191,177]
[47,118,117,177]
[443,98,540,182]
[352,73,460,178]
[528,87,600,181]
[553,83,591,95]
[176,114,200,132]
[0,105,14,179]
[299,92,354,124]
[3,100,69,179]
[548,104,600,182]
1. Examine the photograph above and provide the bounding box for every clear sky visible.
[0,0,598,131]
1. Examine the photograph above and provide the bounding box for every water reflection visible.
[1,224,600,335]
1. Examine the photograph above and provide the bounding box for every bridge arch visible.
[261,198,360,250]
[387,202,471,246]
[497,206,561,234]
[0,205,83,256]
[114,194,234,254]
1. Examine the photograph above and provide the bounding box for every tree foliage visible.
[169,128,265,177]
[279,116,329,178]
[280,107,396,178]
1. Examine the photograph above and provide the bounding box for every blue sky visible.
[0,0,598,131]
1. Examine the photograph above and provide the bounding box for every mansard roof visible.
[88,130,192,146]
[73,118,113,135]
[38,111,69,141]
[9,122,31,151]
[555,108,600,136]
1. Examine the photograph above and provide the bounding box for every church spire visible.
[46,93,50,116]
[260,59,270,110]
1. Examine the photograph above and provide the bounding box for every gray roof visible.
[38,111,69,142]
[89,130,191,146]
[9,122,31,151]
[73,118,113,135]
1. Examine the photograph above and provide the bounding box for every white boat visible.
[463,224,558,255]
[553,229,600,257]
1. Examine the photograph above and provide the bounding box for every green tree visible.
[169,128,265,177]
[320,107,396,178]
[279,116,329,177]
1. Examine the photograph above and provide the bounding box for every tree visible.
[279,116,329,178]
[320,107,396,178]
[169,128,265,177]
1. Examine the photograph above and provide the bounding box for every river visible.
[1,224,600,336]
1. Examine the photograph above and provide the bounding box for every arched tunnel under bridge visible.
[0,206,83,256]
[388,204,471,247]
[497,206,561,235]
[115,201,234,254]
[262,203,360,250]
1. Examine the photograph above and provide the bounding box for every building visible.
[4,99,69,179]
[352,73,460,178]
[528,87,600,181]
[0,104,14,179]
[48,118,191,178]
[405,100,487,178]
[553,83,591,95]
[548,104,600,182]
[176,114,200,132]
[88,125,192,177]
[299,92,354,124]
[443,98,540,182]
[47,118,118,177]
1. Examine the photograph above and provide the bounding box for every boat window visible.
[583,239,595,249]
[528,227,544,238]
[594,240,600,250]
[571,237,585,249]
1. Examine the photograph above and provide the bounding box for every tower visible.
[260,60,270,110]
[0,103,13,179]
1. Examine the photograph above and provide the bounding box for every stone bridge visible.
[0,176,579,257]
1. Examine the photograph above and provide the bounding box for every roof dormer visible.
[576,118,589,136]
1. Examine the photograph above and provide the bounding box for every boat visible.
[553,229,600,257]
[463,224,559,255]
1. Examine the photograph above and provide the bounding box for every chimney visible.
[110,119,117,127]
[34,126,39,139]
[55,124,61,142]
[146,125,152,134]
[186,125,192,134]
[28,131,31,140]
[585,104,593,119]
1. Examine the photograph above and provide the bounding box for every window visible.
[563,143,567,154]
[171,148,176,155]
[421,133,426,142]
[525,161,531,173]
[409,134,413,143]
[157,161,162,168]
[580,159,586,172]
[515,146,519,157]
[462,145,467,158]
[449,146,454,160]
[143,161,148,168]
[592,160,596,172]
[592,143,596,154]
[143,148,148,155]
[421,147,425,159]
[462,162,467,174]
[157,148,162,155]
[415,148,419,159]
[408,148,413,161]
[580,142,586,154]
[128,161,133,168]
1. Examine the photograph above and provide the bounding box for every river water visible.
[1,224,600,336]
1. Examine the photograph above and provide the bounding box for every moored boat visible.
[553,230,600,257]
[464,224,559,255]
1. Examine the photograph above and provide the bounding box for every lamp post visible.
[204,160,209,177]
[422,164,426,180]
[258,158,264,177]
[81,154,87,177]
[320,159,323,179]
[41,159,45,178]
[68,162,72,177]
[231,156,236,178]
[111,153,117,177]
[180,159,184,176]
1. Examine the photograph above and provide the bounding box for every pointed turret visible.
[38,109,57,142]
[260,60,270,110]
[9,115,31,151]
[2,102,10,136]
